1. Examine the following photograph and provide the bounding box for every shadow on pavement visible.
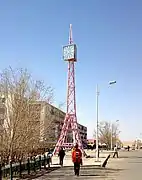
[80,174,102,177]
[20,167,61,179]
[46,165,124,179]
[21,165,124,179]
[119,156,142,159]
[128,161,142,164]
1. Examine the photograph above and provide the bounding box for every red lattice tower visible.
[53,24,83,155]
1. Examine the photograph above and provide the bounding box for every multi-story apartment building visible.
[0,95,87,148]
[78,123,87,144]
[29,101,87,146]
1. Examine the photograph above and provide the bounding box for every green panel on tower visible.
[63,44,77,62]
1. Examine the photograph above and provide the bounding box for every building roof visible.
[87,139,96,143]
[30,100,87,128]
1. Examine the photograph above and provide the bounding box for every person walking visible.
[113,145,118,158]
[72,143,82,176]
[58,147,65,167]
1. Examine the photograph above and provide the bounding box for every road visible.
[108,150,142,180]
[33,150,142,180]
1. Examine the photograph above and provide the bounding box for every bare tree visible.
[94,121,120,149]
[0,67,53,161]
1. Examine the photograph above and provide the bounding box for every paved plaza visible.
[108,150,142,180]
[31,150,142,180]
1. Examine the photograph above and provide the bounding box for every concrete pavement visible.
[30,150,114,179]
[33,165,119,180]
[51,150,110,167]
[107,150,142,180]
[22,150,142,179]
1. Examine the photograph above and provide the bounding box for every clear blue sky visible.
[0,0,142,141]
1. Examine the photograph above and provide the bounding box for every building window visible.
[50,107,54,115]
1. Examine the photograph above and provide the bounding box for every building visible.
[56,117,87,145]
[0,95,87,148]
[77,123,87,144]
[87,139,96,145]
[36,101,87,146]
[122,140,142,149]
[28,101,87,146]
[122,141,135,148]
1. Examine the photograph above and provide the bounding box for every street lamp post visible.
[95,80,116,161]
[111,119,119,150]
[111,123,113,150]
[95,84,99,161]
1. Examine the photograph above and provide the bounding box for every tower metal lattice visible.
[53,24,83,155]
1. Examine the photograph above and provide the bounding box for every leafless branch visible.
[0,67,54,160]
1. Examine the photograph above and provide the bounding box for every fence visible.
[0,154,51,180]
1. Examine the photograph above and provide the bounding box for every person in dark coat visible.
[58,147,65,166]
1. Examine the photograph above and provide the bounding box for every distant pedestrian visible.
[58,147,65,166]
[113,145,118,158]
[72,143,82,176]
[127,145,130,151]
[47,149,53,165]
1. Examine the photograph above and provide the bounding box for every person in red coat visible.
[72,143,82,176]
